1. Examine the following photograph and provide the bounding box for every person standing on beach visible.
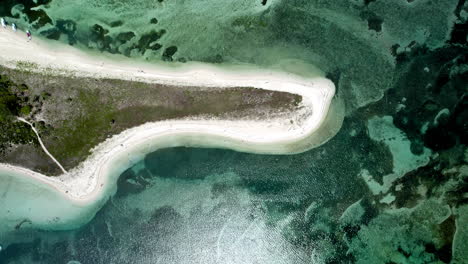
[1,18,6,28]
[26,30,32,41]
[12,23,17,32]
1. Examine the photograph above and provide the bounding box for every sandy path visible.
[17,117,67,174]
[0,29,344,239]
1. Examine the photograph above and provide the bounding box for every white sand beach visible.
[0,29,344,240]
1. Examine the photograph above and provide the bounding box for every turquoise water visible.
[1,0,467,263]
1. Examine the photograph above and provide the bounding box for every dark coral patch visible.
[162,46,178,61]
[134,30,166,54]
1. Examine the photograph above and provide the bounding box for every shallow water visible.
[0,0,467,263]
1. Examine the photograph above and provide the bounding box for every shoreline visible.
[0,29,343,238]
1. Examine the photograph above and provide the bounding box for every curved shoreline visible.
[0,29,344,239]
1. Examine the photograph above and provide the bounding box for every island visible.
[0,29,343,240]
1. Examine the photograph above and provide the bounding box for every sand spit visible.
[0,29,344,241]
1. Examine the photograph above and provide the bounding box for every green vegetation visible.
[50,89,116,164]
[1,67,301,173]
[20,105,32,116]
[0,75,20,117]
[0,74,37,152]
[15,61,40,73]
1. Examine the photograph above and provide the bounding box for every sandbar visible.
[0,29,344,241]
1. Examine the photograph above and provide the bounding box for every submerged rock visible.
[162,46,178,61]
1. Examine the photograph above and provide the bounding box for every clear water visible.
[1,0,467,263]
